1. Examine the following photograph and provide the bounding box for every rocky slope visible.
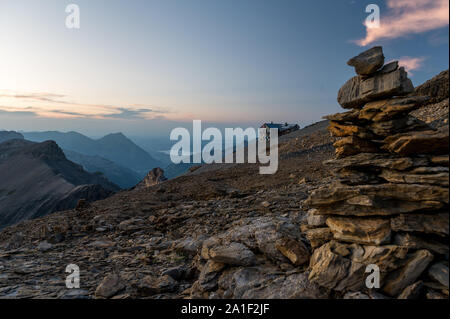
[0,50,447,299]
[0,139,119,229]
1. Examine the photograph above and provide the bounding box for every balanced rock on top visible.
[347,46,384,75]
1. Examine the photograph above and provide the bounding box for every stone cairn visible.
[303,46,449,299]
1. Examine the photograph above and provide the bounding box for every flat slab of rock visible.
[326,216,391,245]
[337,67,414,109]
[382,126,449,155]
[347,46,384,76]
[382,249,433,297]
[428,262,449,288]
[391,213,449,237]
[207,242,256,266]
[305,183,448,216]
[275,238,310,266]
[394,233,449,257]
[359,96,429,122]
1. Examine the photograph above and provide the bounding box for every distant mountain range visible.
[0,137,119,229]
[23,131,163,178]
[63,150,141,189]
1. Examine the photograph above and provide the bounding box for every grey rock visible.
[337,67,414,109]
[347,46,384,75]
[428,262,449,288]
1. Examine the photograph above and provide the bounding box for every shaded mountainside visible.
[0,139,119,229]
[0,131,24,143]
[63,150,141,189]
[23,131,163,177]
[0,67,447,299]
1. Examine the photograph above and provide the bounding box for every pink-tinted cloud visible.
[356,0,449,46]
[396,56,426,76]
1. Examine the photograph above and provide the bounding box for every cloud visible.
[396,56,426,76]
[103,107,168,120]
[355,0,449,46]
[0,108,37,117]
[0,90,172,120]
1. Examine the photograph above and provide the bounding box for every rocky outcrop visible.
[134,167,167,189]
[306,46,449,299]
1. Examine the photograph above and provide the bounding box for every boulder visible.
[305,228,333,248]
[428,262,449,289]
[275,238,310,266]
[337,67,414,109]
[382,250,433,297]
[207,242,256,266]
[95,274,125,298]
[397,281,423,299]
[136,275,178,296]
[308,241,408,291]
[217,266,328,299]
[347,46,384,75]
[326,216,391,245]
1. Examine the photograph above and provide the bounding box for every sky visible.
[0,0,448,137]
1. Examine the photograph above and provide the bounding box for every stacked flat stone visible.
[303,46,449,299]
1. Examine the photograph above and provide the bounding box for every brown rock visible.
[328,121,374,139]
[135,167,167,189]
[334,136,379,157]
[275,238,310,266]
[391,213,449,237]
[304,227,333,248]
[347,46,384,75]
[398,281,423,299]
[368,116,427,136]
[382,126,449,155]
[337,67,414,109]
[136,275,178,296]
[324,109,360,123]
[305,183,448,216]
[309,241,408,291]
[379,168,449,186]
[95,274,125,298]
[326,216,391,245]
[325,153,429,171]
[359,96,429,122]
[394,233,449,257]
[383,250,433,297]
